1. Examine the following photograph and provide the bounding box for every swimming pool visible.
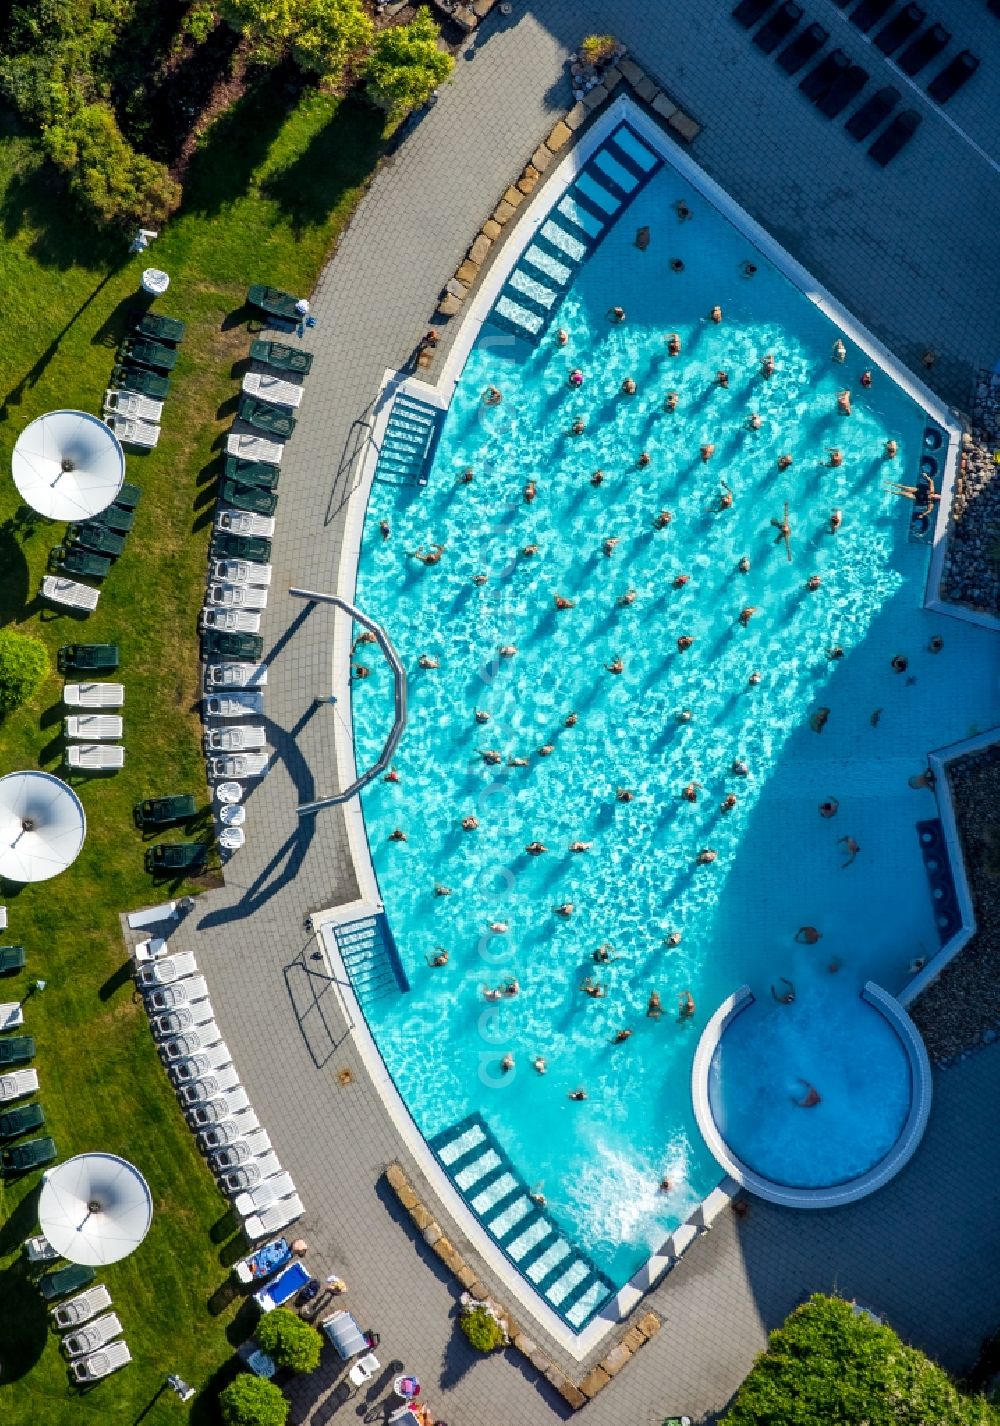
[349,127,999,1305]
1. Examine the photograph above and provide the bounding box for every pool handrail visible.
[288,586,407,816]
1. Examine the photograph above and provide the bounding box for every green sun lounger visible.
[52,547,112,582]
[111,364,170,401]
[135,313,186,344]
[0,1101,44,1140]
[115,482,142,511]
[146,843,209,874]
[119,337,178,372]
[237,396,296,439]
[0,1036,35,1066]
[93,505,135,534]
[134,795,197,830]
[212,532,272,563]
[220,481,278,517]
[58,644,119,673]
[223,457,280,491]
[2,1134,56,1174]
[247,285,301,321]
[0,946,26,976]
[250,340,313,375]
[39,1263,95,1302]
[67,524,125,558]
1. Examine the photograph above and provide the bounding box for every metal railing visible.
[289,586,407,816]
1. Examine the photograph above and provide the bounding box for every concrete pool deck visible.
[167,2,1000,1420]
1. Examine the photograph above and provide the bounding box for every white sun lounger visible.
[207,751,270,780]
[65,745,125,771]
[136,951,197,989]
[206,583,268,611]
[104,388,164,422]
[204,662,268,690]
[52,1285,112,1330]
[166,1037,231,1081]
[0,1069,39,1102]
[204,726,267,753]
[221,1151,282,1197]
[204,691,264,719]
[226,433,283,464]
[64,715,123,741]
[145,975,209,1011]
[186,1085,250,1129]
[215,508,276,537]
[149,998,217,1038]
[243,1194,304,1242]
[62,1311,123,1358]
[211,1127,273,1169]
[242,372,304,409]
[70,1338,131,1383]
[42,576,99,612]
[159,1025,226,1063]
[200,607,261,634]
[234,1171,296,1218]
[63,683,125,709]
[197,1110,261,1153]
[210,560,272,587]
[24,1234,60,1264]
[178,1064,241,1107]
[0,1003,25,1031]
[104,414,159,449]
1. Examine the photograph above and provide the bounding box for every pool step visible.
[374,393,445,487]
[485,121,664,349]
[430,1112,615,1330]
[334,913,410,1007]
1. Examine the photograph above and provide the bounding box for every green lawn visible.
[0,79,384,1424]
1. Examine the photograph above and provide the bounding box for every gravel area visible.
[911,745,1000,1063]
[940,371,1000,615]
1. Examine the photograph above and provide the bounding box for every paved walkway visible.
[168,4,1000,1422]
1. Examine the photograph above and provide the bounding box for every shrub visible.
[256,1308,323,1373]
[363,8,453,117]
[458,1304,507,1354]
[722,1294,998,1426]
[219,1374,289,1426]
[579,34,618,66]
[218,0,373,80]
[0,630,48,716]
[44,103,181,227]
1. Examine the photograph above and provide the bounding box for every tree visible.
[363,9,453,117]
[0,630,48,716]
[44,104,180,227]
[218,0,373,80]
[723,1295,998,1426]
[256,1308,323,1373]
[219,1374,289,1426]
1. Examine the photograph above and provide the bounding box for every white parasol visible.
[0,772,86,883]
[12,410,124,522]
[39,1154,153,1266]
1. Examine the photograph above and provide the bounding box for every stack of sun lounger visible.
[134,938,303,1240]
[106,313,186,448]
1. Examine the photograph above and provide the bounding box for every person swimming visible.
[647,990,663,1018]
[794,1079,821,1108]
[682,781,701,803]
[526,841,547,855]
[761,353,775,378]
[678,989,696,1018]
[427,948,449,967]
[482,386,503,406]
[771,976,795,1004]
[580,978,607,998]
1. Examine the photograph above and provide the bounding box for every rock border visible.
[435,53,702,319]
[384,1162,662,1409]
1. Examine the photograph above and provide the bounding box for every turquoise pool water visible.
[351,158,999,1290]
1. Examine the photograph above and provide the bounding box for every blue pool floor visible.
[350,161,1000,1288]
